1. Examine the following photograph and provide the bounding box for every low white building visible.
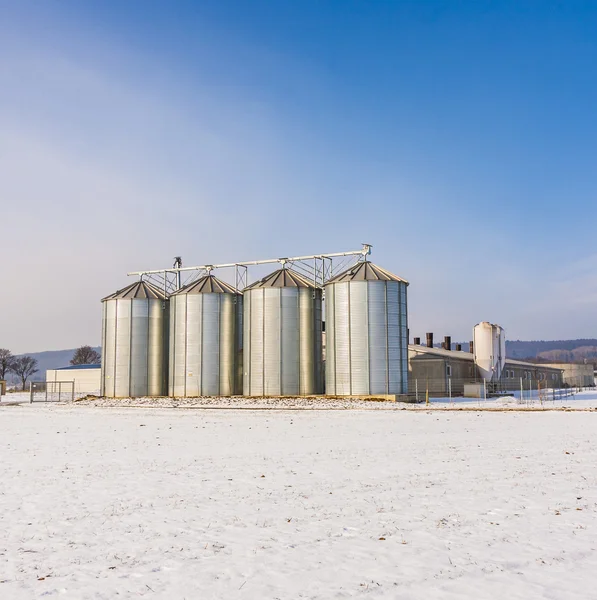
[543,363,595,388]
[46,364,101,397]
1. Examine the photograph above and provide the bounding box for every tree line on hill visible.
[0,346,100,391]
[505,339,597,359]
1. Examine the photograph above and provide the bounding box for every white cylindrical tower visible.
[473,322,506,382]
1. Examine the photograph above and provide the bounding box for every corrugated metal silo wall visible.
[325,280,408,395]
[243,287,323,396]
[169,293,241,397]
[101,297,168,398]
[101,301,111,397]
[235,296,243,394]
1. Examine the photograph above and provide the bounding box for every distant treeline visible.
[506,339,597,363]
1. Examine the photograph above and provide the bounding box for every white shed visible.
[46,364,101,397]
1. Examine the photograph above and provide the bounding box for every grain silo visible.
[243,268,323,396]
[101,280,168,398]
[169,274,242,397]
[473,322,506,382]
[325,262,408,396]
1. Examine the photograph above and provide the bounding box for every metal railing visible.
[407,376,589,405]
[127,244,373,294]
[30,381,75,403]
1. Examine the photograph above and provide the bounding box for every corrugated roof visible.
[506,358,562,369]
[409,345,563,371]
[172,274,239,295]
[244,268,316,290]
[409,345,475,361]
[102,280,167,301]
[326,261,408,284]
[56,364,101,370]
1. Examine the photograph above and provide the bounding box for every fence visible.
[407,376,590,404]
[30,381,75,403]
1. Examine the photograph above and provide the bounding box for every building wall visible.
[409,356,447,395]
[46,368,101,396]
[502,362,563,389]
[542,363,594,387]
[409,351,476,396]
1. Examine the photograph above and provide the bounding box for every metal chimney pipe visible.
[413,337,421,346]
[456,343,462,351]
[426,333,434,348]
[444,336,451,351]
[469,341,474,354]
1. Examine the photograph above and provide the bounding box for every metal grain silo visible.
[243,268,323,396]
[325,262,408,396]
[101,281,168,398]
[169,274,242,397]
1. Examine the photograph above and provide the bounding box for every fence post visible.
[58,381,61,402]
[539,381,543,406]
[520,378,523,404]
[72,380,75,402]
[29,381,33,404]
[448,378,452,402]
[415,379,419,402]
[483,379,487,401]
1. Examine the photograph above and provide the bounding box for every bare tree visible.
[0,348,15,380]
[10,356,38,390]
[70,346,101,366]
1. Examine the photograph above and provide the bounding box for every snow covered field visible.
[1,404,596,599]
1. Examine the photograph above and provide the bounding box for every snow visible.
[0,391,31,404]
[423,388,597,410]
[1,403,596,599]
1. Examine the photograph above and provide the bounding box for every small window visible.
[446,365,452,377]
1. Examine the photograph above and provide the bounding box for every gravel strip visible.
[69,396,596,411]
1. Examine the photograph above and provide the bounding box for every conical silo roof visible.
[172,274,239,295]
[244,268,316,290]
[102,280,167,302]
[326,262,408,285]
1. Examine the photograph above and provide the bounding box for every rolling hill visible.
[11,348,101,383]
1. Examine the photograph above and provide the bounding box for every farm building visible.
[542,362,595,388]
[408,344,564,396]
[46,364,101,397]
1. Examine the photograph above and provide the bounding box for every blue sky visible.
[1,1,596,352]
